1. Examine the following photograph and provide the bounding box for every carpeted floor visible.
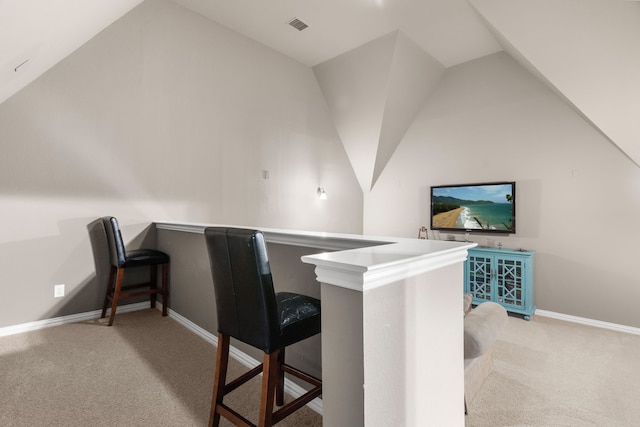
[465,314,640,426]
[2,309,639,426]
[0,309,321,427]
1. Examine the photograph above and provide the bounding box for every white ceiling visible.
[0,0,145,105]
[0,0,502,105]
[171,0,503,67]
[1,0,639,170]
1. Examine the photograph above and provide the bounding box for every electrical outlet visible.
[54,284,65,298]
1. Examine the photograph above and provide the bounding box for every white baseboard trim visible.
[0,302,150,338]
[536,309,640,336]
[168,308,323,415]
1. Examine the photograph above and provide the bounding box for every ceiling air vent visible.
[287,17,309,31]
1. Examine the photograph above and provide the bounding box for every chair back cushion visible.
[204,227,280,353]
[102,217,127,267]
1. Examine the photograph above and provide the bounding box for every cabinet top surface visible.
[470,246,535,256]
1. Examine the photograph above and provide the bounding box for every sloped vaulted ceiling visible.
[313,32,444,192]
[311,0,640,191]
[0,0,144,105]
[1,0,639,185]
[469,0,640,168]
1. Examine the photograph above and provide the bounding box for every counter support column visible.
[303,241,472,426]
[320,284,364,426]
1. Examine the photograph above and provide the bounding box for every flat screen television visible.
[430,181,515,234]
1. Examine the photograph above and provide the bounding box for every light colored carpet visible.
[0,309,321,427]
[465,314,640,426]
[2,309,639,426]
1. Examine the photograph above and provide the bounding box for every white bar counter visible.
[155,222,475,426]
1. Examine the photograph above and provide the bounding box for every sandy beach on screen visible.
[432,207,464,228]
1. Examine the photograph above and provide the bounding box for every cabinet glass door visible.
[468,255,492,301]
[496,258,524,307]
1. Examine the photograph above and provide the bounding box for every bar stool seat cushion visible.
[121,249,170,268]
[276,292,321,348]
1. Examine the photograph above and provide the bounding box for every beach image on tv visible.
[432,184,514,231]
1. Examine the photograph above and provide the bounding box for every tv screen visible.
[430,182,515,234]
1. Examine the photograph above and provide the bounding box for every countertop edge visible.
[156,221,477,292]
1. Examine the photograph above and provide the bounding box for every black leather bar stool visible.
[101,217,169,326]
[204,227,322,427]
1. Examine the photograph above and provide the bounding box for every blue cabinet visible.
[464,247,536,320]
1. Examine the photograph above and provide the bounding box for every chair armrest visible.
[464,302,508,359]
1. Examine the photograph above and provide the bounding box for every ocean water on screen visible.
[459,204,512,230]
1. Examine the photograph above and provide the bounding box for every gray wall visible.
[364,52,640,328]
[1,0,638,332]
[0,0,362,328]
